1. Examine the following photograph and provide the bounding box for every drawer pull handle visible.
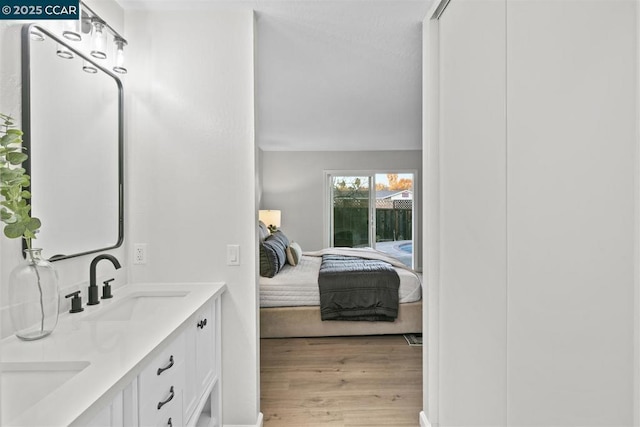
[157,355,174,376]
[167,417,173,427]
[157,386,175,410]
[197,318,208,329]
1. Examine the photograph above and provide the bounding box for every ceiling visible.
[117,0,433,151]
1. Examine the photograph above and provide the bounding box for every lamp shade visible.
[259,210,281,231]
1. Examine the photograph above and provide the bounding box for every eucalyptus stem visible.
[28,250,45,333]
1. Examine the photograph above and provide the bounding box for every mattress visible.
[260,254,422,308]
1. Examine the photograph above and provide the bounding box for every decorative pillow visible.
[259,230,290,278]
[286,242,302,266]
[258,221,270,242]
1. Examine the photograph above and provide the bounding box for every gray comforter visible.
[318,254,400,321]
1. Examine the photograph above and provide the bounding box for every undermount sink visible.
[84,290,189,322]
[1,361,90,424]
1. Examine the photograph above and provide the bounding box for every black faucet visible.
[88,254,122,306]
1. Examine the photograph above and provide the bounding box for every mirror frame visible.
[21,24,124,261]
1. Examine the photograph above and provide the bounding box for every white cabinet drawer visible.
[139,333,186,392]
[147,387,184,427]
[139,372,185,426]
[139,333,186,426]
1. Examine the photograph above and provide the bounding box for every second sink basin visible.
[84,290,189,322]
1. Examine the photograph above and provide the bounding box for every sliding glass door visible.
[327,172,415,267]
[330,175,373,248]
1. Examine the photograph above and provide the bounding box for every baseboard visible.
[224,412,263,427]
[420,411,433,427]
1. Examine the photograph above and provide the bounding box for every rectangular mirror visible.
[22,24,123,261]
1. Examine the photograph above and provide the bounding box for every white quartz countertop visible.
[1,282,226,426]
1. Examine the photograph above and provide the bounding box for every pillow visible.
[259,230,290,277]
[286,242,302,266]
[258,221,270,242]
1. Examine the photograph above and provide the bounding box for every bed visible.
[258,223,422,338]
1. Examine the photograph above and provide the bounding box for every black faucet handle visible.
[102,278,115,299]
[65,290,84,313]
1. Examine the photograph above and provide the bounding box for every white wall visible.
[438,1,507,424]
[0,0,127,339]
[125,9,259,426]
[506,2,636,425]
[424,0,638,426]
[261,149,422,267]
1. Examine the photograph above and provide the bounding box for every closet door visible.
[438,1,507,425]
[506,1,637,425]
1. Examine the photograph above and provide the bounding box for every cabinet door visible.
[184,299,216,423]
[195,300,215,391]
[86,390,124,427]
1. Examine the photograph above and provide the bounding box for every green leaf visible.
[6,152,27,165]
[4,222,25,239]
[3,215,17,224]
[0,168,20,180]
[0,208,13,222]
[0,113,39,241]
[0,133,20,147]
[26,217,41,232]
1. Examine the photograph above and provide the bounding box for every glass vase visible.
[9,248,60,340]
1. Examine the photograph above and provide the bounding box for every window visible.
[326,171,415,268]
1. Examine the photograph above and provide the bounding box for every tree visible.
[387,173,398,189]
[387,173,412,191]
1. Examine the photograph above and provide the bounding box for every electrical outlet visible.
[134,243,147,264]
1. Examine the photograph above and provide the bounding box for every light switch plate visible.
[227,244,240,266]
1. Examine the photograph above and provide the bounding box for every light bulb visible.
[113,37,127,74]
[56,42,74,59]
[30,29,44,42]
[90,19,107,59]
[83,60,98,74]
[62,17,81,41]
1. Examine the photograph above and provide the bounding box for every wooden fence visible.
[333,198,413,246]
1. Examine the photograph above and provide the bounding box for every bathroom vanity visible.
[1,282,226,426]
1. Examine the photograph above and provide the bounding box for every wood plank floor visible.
[260,335,422,426]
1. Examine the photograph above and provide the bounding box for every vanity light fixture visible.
[39,2,131,74]
[79,1,129,74]
[90,18,107,60]
[112,37,127,74]
[56,42,74,59]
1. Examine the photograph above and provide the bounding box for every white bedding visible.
[259,249,422,308]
